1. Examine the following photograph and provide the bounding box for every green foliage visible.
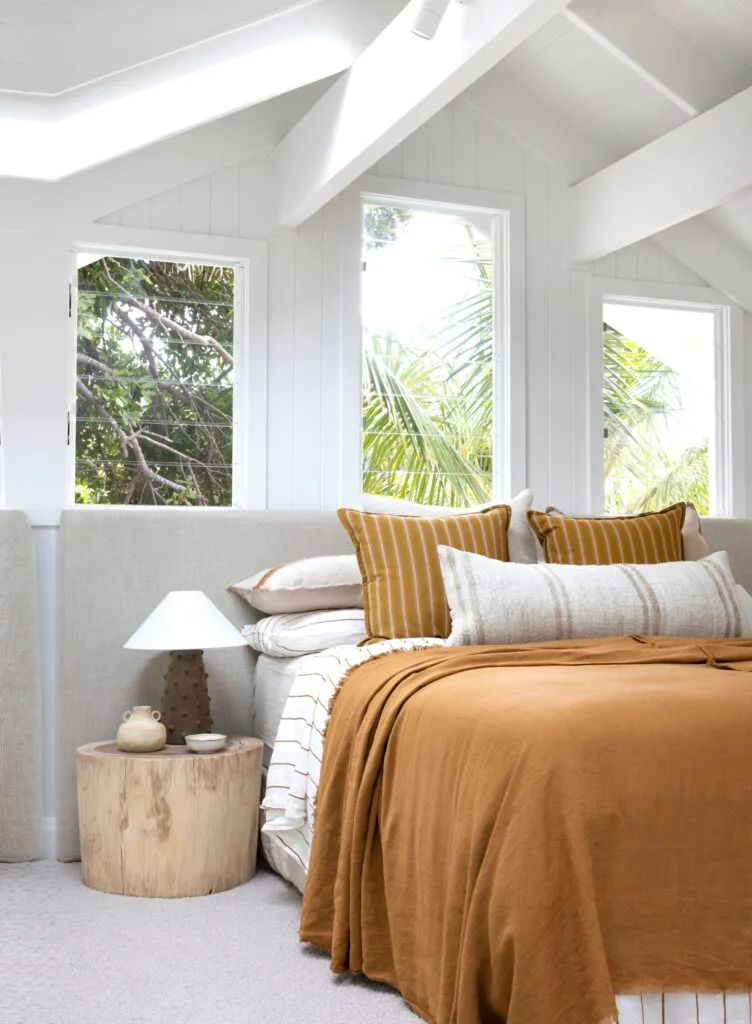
[361,208,710,512]
[76,257,235,505]
[363,204,412,250]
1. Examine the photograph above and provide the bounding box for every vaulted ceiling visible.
[2,0,752,304]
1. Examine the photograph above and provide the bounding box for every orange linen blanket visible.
[300,636,752,1024]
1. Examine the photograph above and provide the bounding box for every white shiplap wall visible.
[100,98,710,512]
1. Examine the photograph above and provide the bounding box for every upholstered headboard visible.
[57,508,351,861]
[699,518,752,591]
[56,509,752,861]
[0,509,42,861]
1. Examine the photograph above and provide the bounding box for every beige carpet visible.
[0,861,417,1024]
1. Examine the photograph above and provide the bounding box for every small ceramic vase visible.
[116,706,167,752]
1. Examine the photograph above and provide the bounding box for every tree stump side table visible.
[76,737,263,898]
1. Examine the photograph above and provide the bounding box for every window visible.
[360,200,496,507]
[602,301,717,515]
[74,255,240,506]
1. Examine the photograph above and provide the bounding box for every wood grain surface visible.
[76,737,263,897]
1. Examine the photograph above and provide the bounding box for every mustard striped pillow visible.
[338,505,511,639]
[528,502,686,565]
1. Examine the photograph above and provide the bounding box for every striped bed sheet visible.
[260,640,752,1024]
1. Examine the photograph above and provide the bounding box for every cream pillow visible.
[438,546,743,646]
[361,488,537,564]
[242,608,367,656]
[229,555,362,614]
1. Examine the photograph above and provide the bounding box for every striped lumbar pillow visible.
[438,546,743,646]
[528,502,685,564]
[338,504,511,640]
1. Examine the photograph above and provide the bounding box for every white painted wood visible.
[292,211,325,508]
[563,0,735,116]
[274,0,571,227]
[266,232,297,509]
[339,187,366,507]
[522,152,550,504]
[655,219,752,314]
[0,235,71,524]
[0,0,401,182]
[570,83,752,263]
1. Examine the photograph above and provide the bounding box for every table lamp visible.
[124,590,246,743]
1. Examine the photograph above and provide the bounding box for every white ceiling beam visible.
[0,0,399,182]
[466,82,752,313]
[274,0,572,227]
[655,219,752,314]
[570,83,752,264]
[57,84,329,226]
[562,0,736,117]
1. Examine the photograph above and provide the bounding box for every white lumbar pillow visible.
[242,608,367,657]
[361,488,537,564]
[438,546,744,646]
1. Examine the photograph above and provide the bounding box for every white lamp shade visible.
[123,591,246,651]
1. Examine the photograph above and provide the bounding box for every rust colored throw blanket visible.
[300,636,752,1024]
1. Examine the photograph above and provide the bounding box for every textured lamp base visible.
[161,649,212,743]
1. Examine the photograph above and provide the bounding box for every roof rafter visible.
[562,0,735,117]
[274,0,572,227]
[464,80,752,313]
[570,83,752,263]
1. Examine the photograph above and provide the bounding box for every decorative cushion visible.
[242,609,367,657]
[361,488,537,563]
[682,505,712,560]
[544,502,710,562]
[229,555,362,614]
[338,505,511,640]
[438,546,743,646]
[528,502,686,565]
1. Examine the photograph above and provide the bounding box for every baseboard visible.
[42,816,56,860]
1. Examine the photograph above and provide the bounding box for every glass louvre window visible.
[602,302,716,515]
[75,256,236,506]
[361,202,495,507]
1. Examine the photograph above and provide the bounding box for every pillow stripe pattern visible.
[338,505,511,639]
[242,609,367,657]
[528,502,685,564]
[438,546,742,646]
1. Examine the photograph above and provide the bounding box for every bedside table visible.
[76,736,263,898]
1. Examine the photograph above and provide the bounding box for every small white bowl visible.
[185,733,227,754]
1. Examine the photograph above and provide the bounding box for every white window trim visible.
[68,228,268,510]
[587,276,745,517]
[351,176,527,504]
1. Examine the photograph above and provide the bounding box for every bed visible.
[263,634,752,1024]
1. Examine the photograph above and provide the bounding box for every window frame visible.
[352,177,526,506]
[587,276,746,517]
[68,236,267,510]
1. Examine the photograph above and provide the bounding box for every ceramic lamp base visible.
[160,649,212,744]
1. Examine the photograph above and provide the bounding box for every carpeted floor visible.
[0,861,417,1024]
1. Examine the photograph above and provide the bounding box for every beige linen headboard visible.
[57,508,351,861]
[0,509,42,861]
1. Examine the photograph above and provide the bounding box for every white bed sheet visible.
[253,653,315,763]
[260,641,752,1024]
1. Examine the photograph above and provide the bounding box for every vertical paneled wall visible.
[101,99,710,512]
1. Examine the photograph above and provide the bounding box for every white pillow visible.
[361,488,537,564]
[229,555,362,614]
[438,546,744,646]
[242,608,367,657]
[735,585,752,635]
